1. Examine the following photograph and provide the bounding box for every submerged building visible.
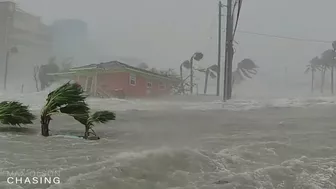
[0,1,52,91]
[49,61,180,98]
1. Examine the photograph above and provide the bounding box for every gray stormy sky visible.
[14,0,336,95]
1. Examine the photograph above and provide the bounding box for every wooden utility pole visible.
[217,1,223,96]
[223,0,234,101]
[226,0,234,100]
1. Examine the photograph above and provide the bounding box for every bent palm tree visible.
[81,111,116,139]
[40,82,89,136]
[189,52,204,94]
[196,65,218,94]
[305,57,321,93]
[179,60,191,94]
[320,50,335,93]
[233,59,258,86]
[0,101,36,126]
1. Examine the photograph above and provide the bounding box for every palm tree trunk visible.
[41,115,51,137]
[321,66,326,93]
[311,70,314,93]
[331,66,334,94]
[204,69,209,94]
[84,126,89,139]
[179,65,184,94]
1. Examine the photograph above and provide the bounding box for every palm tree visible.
[189,52,204,94]
[40,82,89,137]
[179,60,191,94]
[196,65,218,94]
[305,57,321,93]
[0,101,36,126]
[79,111,116,139]
[232,59,258,86]
[320,50,335,93]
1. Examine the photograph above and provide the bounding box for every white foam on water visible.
[1,88,336,112]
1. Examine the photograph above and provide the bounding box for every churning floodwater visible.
[0,88,335,188]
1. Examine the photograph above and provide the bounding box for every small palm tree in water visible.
[0,101,36,126]
[75,111,116,139]
[40,82,89,136]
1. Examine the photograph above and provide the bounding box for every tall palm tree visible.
[305,57,321,93]
[0,101,36,126]
[40,82,89,137]
[189,52,204,94]
[232,59,258,86]
[179,60,191,94]
[320,50,335,93]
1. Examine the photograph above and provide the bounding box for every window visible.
[129,74,136,86]
[147,81,152,88]
[159,82,166,90]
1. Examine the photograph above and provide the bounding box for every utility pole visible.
[217,1,223,96]
[226,0,234,100]
[223,0,234,101]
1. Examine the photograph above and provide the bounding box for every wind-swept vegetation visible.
[0,101,36,126]
[195,64,218,94]
[233,59,258,86]
[76,111,116,139]
[40,82,89,136]
[40,81,116,139]
[305,41,336,94]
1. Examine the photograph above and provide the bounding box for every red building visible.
[49,61,180,98]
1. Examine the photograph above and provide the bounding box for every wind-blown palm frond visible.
[182,60,191,69]
[208,65,218,73]
[233,59,258,86]
[193,52,204,61]
[209,71,216,79]
[88,111,116,126]
[236,59,258,79]
[240,69,253,79]
[43,82,87,115]
[0,101,36,126]
[60,101,90,125]
[237,59,258,70]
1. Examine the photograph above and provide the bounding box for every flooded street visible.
[0,99,335,188]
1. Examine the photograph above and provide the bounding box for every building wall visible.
[97,71,173,97]
[73,71,174,98]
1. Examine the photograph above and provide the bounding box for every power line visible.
[236,30,332,43]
